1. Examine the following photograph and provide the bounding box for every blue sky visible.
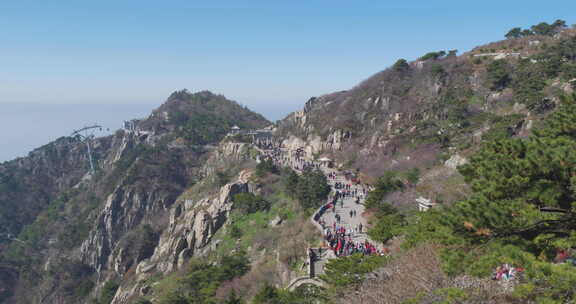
[1,1,575,160]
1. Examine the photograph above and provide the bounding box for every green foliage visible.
[552,19,567,29]
[2,188,100,287]
[430,64,446,78]
[561,63,576,81]
[522,29,534,36]
[512,59,547,108]
[486,59,511,90]
[119,224,159,268]
[402,207,453,250]
[157,252,250,304]
[0,172,22,193]
[404,168,421,184]
[281,168,299,191]
[229,224,243,238]
[135,225,159,262]
[73,279,95,299]
[0,169,52,242]
[158,291,188,304]
[58,220,91,249]
[252,284,279,304]
[255,158,278,177]
[481,114,525,142]
[221,210,277,253]
[434,287,469,304]
[289,284,329,304]
[222,290,244,304]
[420,50,446,61]
[366,184,406,244]
[218,253,251,281]
[285,168,330,210]
[41,259,93,302]
[533,36,576,81]
[505,19,566,38]
[403,94,576,301]
[114,143,141,172]
[531,22,559,36]
[161,90,269,146]
[252,283,327,304]
[233,193,270,215]
[392,58,410,72]
[364,171,404,212]
[505,27,523,39]
[435,88,471,128]
[321,254,388,288]
[98,280,119,304]
[368,212,405,244]
[177,112,233,145]
[215,171,232,187]
[0,138,86,241]
[514,259,576,303]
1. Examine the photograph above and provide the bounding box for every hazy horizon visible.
[2,1,576,162]
[0,99,296,162]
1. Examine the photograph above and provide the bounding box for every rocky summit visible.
[2,21,576,304]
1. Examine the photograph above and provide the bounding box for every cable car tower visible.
[71,124,104,173]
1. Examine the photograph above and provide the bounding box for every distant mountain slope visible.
[0,136,114,239]
[0,90,268,238]
[0,90,269,303]
[139,90,269,144]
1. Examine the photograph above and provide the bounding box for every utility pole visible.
[71,124,104,173]
[0,233,25,244]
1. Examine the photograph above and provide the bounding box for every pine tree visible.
[405,94,576,300]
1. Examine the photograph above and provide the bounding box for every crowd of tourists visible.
[555,249,576,265]
[258,146,322,173]
[322,226,380,257]
[492,264,523,281]
[312,180,385,258]
[258,143,386,264]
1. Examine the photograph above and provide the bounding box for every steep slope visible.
[277,27,576,181]
[0,136,113,239]
[0,90,269,303]
[267,22,576,304]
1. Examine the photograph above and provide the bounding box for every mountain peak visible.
[135,89,269,145]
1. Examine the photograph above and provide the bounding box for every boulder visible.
[444,154,468,169]
[269,216,283,226]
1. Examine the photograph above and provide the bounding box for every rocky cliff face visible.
[0,136,114,239]
[0,91,269,304]
[276,64,455,177]
[111,167,256,303]
[275,33,576,178]
[74,138,258,304]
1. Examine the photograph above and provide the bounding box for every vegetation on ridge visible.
[4,19,576,304]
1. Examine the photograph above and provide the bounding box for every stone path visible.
[321,168,372,242]
[256,144,381,278]
[311,168,381,276]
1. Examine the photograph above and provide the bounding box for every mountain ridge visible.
[2,21,576,304]
[0,91,269,303]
